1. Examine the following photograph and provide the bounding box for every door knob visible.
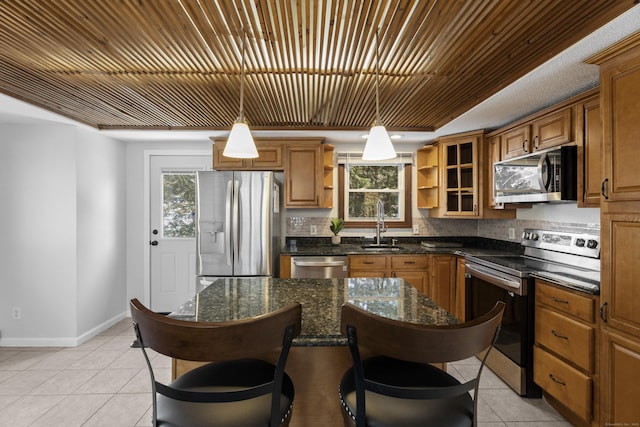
[149,240,158,246]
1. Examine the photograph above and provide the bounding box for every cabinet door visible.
[501,125,531,159]
[441,137,478,217]
[212,142,246,169]
[285,144,323,207]
[531,108,573,152]
[391,255,429,294]
[601,51,640,202]
[251,142,283,169]
[213,140,283,170]
[486,135,502,209]
[430,255,456,312]
[579,97,603,207]
[454,258,466,321]
[601,215,640,339]
[600,329,640,425]
[393,270,429,294]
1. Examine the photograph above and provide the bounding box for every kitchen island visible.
[170,277,458,426]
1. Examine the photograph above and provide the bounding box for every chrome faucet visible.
[375,199,388,245]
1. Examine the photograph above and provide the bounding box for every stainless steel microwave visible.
[493,145,577,203]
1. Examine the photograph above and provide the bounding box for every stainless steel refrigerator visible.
[195,171,281,286]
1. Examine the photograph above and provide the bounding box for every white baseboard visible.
[0,312,127,347]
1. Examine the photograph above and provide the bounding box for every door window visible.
[162,172,196,238]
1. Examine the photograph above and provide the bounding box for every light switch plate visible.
[509,228,515,240]
[310,225,317,235]
[413,224,420,235]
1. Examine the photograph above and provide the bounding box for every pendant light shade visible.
[363,123,396,160]
[362,29,396,161]
[223,31,258,159]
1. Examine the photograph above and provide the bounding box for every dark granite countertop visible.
[170,277,458,346]
[281,236,523,257]
[283,243,458,256]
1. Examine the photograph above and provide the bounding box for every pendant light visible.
[362,28,396,161]
[223,30,258,159]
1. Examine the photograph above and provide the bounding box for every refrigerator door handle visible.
[261,178,270,269]
[225,180,233,266]
[233,180,240,263]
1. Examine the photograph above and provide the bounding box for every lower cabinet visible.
[348,255,388,279]
[348,254,455,312]
[533,280,599,426]
[600,329,640,425]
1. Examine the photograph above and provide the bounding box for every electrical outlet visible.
[310,225,317,235]
[12,307,21,320]
[509,228,516,240]
[413,224,420,235]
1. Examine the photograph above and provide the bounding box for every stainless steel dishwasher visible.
[290,256,348,278]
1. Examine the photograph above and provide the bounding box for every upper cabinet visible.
[501,108,573,160]
[213,139,283,170]
[577,92,602,208]
[593,39,640,203]
[425,131,515,219]
[416,145,439,209]
[213,137,334,208]
[441,134,478,216]
[284,140,334,208]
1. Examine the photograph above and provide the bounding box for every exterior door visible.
[150,155,209,312]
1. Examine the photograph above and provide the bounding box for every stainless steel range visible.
[463,228,600,397]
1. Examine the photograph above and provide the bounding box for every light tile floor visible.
[0,319,572,426]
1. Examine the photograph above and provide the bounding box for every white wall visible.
[76,128,127,337]
[0,124,127,346]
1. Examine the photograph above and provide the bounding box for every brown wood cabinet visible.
[284,141,334,208]
[213,139,283,170]
[577,94,603,207]
[416,145,439,209]
[454,257,466,321]
[587,33,640,426]
[427,131,514,219]
[391,255,430,295]
[533,280,599,426]
[348,255,389,279]
[428,254,456,313]
[348,254,439,298]
[501,108,573,160]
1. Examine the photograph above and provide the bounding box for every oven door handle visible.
[465,263,524,295]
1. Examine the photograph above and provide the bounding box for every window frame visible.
[338,163,412,229]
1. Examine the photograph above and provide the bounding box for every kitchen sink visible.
[361,245,401,251]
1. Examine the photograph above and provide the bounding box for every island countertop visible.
[170,277,458,346]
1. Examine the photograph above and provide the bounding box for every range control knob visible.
[587,239,598,249]
[531,233,539,241]
[575,238,586,247]
[523,231,530,239]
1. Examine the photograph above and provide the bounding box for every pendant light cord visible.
[238,30,246,121]
[375,28,381,125]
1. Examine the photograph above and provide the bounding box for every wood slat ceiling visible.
[0,0,634,131]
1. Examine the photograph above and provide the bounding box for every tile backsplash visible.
[286,216,600,241]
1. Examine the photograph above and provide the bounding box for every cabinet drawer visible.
[534,346,592,423]
[391,255,428,270]
[536,281,595,322]
[535,305,594,372]
[349,255,387,270]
